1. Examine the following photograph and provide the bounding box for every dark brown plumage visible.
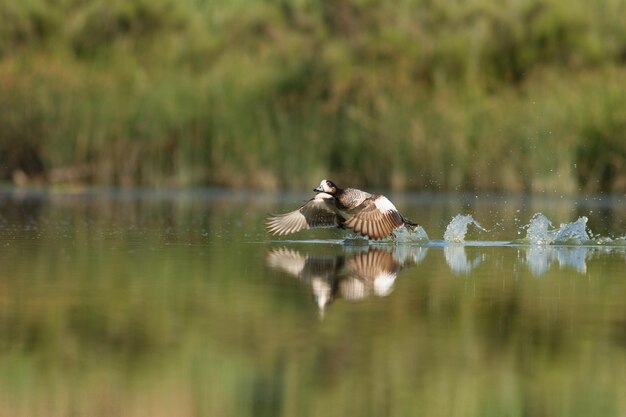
[266,179,417,240]
[266,247,407,311]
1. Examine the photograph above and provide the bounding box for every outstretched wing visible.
[266,193,340,236]
[266,247,343,283]
[346,249,401,281]
[266,248,308,276]
[344,196,403,240]
[344,249,401,297]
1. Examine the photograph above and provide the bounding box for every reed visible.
[1,0,625,192]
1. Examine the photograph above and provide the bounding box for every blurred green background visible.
[1,192,625,417]
[1,0,625,192]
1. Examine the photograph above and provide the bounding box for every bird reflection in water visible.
[266,246,426,316]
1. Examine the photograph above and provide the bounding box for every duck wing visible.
[266,193,340,236]
[266,247,343,282]
[346,249,401,280]
[344,249,402,297]
[266,248,308,277]
[343,196,404,240]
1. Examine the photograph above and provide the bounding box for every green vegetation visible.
[1,0,625,191]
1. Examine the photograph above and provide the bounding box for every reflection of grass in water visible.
[1,0,626,191]
[0,215,625,416]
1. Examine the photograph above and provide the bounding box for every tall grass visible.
[0,0,625,191]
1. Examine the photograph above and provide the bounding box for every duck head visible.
[314,179,338,194]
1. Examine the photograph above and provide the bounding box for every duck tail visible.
[401,215,418,228]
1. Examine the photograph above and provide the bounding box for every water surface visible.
[0,188,625,417]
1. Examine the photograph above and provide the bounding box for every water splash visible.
[393,224,429,243]
[443,214,487,243]
[522,213,590,245]
[555,216,590,243]
[524,213,556,245]
[343,224,429,244]
[594,236,626,246]
[338,212,621,247]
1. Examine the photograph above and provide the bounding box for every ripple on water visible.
[266,210,625,249]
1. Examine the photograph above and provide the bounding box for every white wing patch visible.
[373,272,397,297]
[374,195,398,213]
[343,197,403,240]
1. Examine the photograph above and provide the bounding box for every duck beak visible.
[314,186,323,192]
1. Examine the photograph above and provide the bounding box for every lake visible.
[0,188,624,417]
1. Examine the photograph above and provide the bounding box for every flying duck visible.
[266,179,418,240]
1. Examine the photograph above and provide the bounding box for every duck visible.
[266,179,418,240]
[266,247,408,313]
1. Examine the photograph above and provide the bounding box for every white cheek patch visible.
[374,196,398,213]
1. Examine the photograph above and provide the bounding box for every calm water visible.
[0,188,625,417]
